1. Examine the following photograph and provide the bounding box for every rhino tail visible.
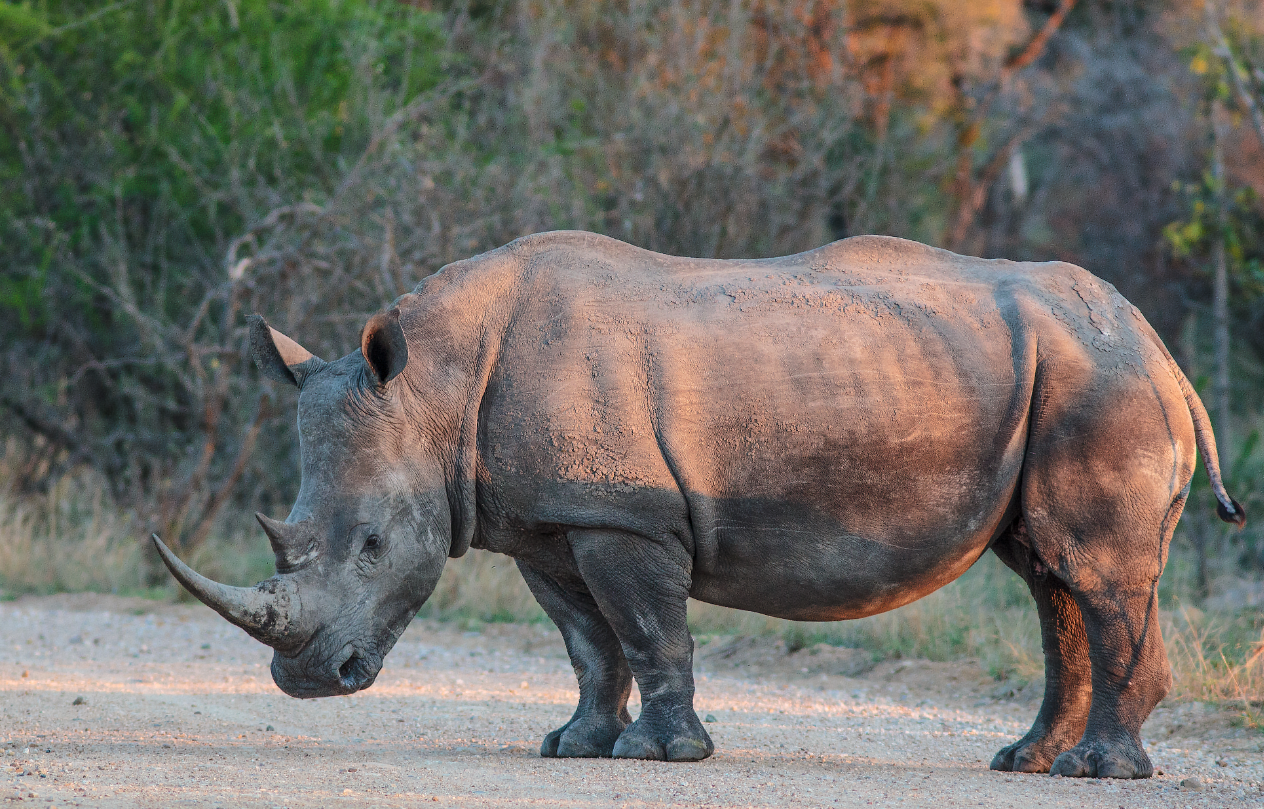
[1145,327,1245,527]
[1170,358,1246,527]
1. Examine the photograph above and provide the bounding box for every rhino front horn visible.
[151,534,304,654]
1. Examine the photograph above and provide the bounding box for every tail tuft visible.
[1217,497,1247,528]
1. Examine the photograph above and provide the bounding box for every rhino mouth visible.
[270,642,382,698]
[270,610,412,698]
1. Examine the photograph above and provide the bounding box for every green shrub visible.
[0,0,449,549]
[1,0,446,248]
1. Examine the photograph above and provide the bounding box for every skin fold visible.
[158,231,1244,777]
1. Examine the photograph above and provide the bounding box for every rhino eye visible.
[361,534,382,556]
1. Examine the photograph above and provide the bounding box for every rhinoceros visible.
[154,231,1243,779]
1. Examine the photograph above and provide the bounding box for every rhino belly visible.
[687,480,1019,621]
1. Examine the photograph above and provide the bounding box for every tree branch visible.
[942,0,1077,249]
[1206,4,1264,151]
[945,124,1039,250]
[0,395,81,456]
[1002,0,1078,80]
[182,396,271,552]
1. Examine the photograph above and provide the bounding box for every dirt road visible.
[1,594,1260,808]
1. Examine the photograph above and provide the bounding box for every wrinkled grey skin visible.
[158,232,1244,778]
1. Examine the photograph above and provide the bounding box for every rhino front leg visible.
[516,561,633,758]
[567,528,714,762]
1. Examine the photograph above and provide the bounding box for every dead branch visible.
[943,0,1077,250]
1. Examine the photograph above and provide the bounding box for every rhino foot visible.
[611,712,714,762]
[541,713,629,758]
[1048,740,1153,779]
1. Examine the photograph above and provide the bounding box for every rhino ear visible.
[249,315,325,388]
[360,307,408,386]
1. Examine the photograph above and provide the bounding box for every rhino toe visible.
[1011,749,1055,774]
[990,733,1072,774]
[557,715,628,758]
[611,727,665,760]
[540,727,565,758]
[990,742,1020,772]
[665,735,713,762]
[1049,748,1092,778]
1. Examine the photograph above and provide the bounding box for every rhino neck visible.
[395,249,522,558]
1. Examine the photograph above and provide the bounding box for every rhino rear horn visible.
[360,307,408,385]
[256,513,317,571]
[249,315,326,388]
[151,534,305,654]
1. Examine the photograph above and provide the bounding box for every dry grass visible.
[1164,605,1264,726]
[0,470,149,597]
[0,457,275,598]
[686,555,1044,681]
[1,463,1260,723]
[420,550,547,625]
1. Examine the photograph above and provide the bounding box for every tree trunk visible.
[1211,105,1232,460]
[1192,513,1212,602]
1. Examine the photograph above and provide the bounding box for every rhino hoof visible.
[540,728,564,758]
[541,714,628,758]
[1049,743,1152,779]
[610,717,714,762]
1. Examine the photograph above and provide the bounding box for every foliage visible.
[1166,4,1264,360]
[0,0,449,555]
[1166,7,1264,300]
[0,0,1263,591]
[1165,179,1264,317]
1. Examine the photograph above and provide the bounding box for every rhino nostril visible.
[337,650,377,692]
[339,654,359,683]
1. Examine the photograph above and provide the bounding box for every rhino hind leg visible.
[516,561,633,758]
[1045,582,1170,779]
[989,523,1092,773]
[567,528,714,762]
[1005,533,1172,779]
[1016,372,1190,779]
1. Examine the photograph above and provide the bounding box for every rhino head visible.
[154,310,454,697]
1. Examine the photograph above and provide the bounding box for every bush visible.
[2,0,1263,590]
[0,0,449,553]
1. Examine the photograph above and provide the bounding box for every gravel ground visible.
[1,593,1261,808]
